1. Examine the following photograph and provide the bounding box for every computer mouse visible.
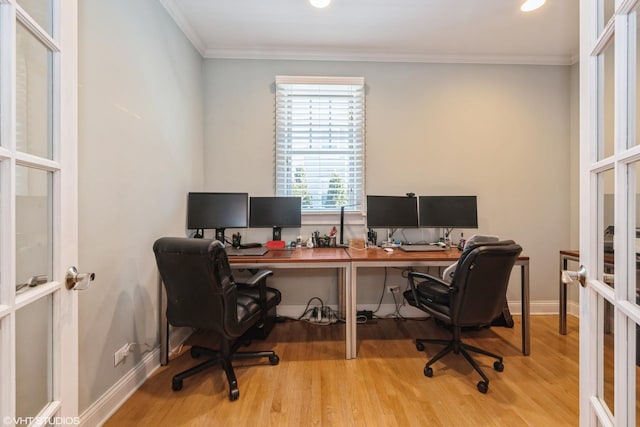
[436,242,447,248]
[384,247,394,253]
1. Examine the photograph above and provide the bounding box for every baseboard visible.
[79,327,193,427]
[277,300,567,320]
[80,349,160,427]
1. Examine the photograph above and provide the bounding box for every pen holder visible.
[313,236,336,247]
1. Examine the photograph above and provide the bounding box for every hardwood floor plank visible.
[105,315,580,426]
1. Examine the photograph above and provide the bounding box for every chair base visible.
[416,337,504,394]
[171,343,279,401]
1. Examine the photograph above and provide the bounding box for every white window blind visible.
[275,75,365,212]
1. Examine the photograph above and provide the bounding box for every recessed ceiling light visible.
[310,0,331,8]
[521,0,546,12]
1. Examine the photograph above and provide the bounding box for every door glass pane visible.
[601,0,615,32]
[602,298,615,415]
[601,169,616,288]
[15,166,52,291]
[16,0,53,36]
[15,294,53,418]
[16,22,53,160]
[599,38,615,160]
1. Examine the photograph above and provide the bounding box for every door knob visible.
[65,266,95,290]
[561,264,587,287]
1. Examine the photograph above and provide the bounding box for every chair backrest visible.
[449,241,522,326]
[442,234,500,283]
[153,237,241,336]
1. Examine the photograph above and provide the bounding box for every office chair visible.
[404,240,522,393]
[153,237,282,401]
[442,234,514,328]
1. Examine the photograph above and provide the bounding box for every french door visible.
[0,0,79,424]
[580,0,640,425]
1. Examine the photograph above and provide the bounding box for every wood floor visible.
[105,315,580,427]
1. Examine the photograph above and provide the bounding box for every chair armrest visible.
[408,271,449,287]
[237,270,274,287]
[407,271,453,306]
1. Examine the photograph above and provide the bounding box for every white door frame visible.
[580,0,640,425]
[0,0,78,423]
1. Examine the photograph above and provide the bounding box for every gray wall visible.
[77,0,204,412]
[203,59,573,309]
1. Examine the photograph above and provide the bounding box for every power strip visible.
[308,306,337,324]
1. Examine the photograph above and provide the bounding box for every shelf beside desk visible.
[346,247,531,357]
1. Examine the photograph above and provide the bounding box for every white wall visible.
[77,0,204,412]
[203,59,573,312]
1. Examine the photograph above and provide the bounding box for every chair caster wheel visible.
[269,354,280,365]
[493,361,504,372]
[416,342,425,352]
[190,347,201,358]
[477,381,488,393]
[424,366,433,377]
[229,387,240,401]
[172,378,183,391]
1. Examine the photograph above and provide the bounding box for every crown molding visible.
[202,47,577,66]
[158,0,206,56]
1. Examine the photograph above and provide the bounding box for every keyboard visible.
[225,247,268,256]
[398,245,447,252]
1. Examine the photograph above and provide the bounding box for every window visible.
[275,76,365,213]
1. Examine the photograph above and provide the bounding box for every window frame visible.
[274,75,365,224]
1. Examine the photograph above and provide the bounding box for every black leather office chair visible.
[404,240,522,393]
[153,237,282,401]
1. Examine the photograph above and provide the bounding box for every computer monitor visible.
[418,195,478,228]
[249,196,302,241]
[366,195,419,228]
[187,192,248,241]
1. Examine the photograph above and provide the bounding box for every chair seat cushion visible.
[403,283,451,319]
[235,286,281,323]
[416,281,450,305]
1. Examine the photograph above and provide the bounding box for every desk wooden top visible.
[348,247,529,262]
[227,246,529,264]
[227,247,351,264]
[560,250,580,257]
[346,247,464,262]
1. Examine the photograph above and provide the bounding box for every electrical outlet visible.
[387,285,400,294]
[114,343,130,366]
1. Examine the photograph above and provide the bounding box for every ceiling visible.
[160,0,579,65]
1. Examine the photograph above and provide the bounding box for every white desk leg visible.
[347,264,356,359]
[522,262,530,355]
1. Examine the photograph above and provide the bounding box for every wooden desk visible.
[347,247,531,357]
[159,246,529,363]
[226,247,353,357]
[159,247,352,364]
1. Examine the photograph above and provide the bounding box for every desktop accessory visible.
[187,192,248,243]
[249,196,302,241]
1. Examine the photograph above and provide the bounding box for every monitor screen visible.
[418,195,478,228]
[249,197,302,228]
[187,192,248,230]
[366,195,419,228]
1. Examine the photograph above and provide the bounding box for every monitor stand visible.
[215,228,226,244]
[193,228,204,239]
[272,227,282,241]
